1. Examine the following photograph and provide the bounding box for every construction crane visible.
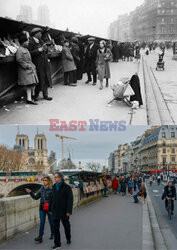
[55,134,77,163]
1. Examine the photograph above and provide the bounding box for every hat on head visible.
[18,34,28,44]
[71,37,78,43]
[31,27,42,36]
[88,37,95,41]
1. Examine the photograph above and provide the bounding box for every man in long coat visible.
[28,27,52,101]
[85,37,98,85]
[49,172,73,249]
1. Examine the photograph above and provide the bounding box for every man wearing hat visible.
[85,37,98,85]
[70,37,80,85]
[49,172,73,249]
[28,27,53,101]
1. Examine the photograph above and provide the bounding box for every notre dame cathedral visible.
[14,131,50,174]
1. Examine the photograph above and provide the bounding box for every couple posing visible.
[25,172,73,250]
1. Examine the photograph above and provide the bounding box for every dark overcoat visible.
[28,37,52,91]
[85,43,98,75]
[49,182,73,220]
[129,74,143,106]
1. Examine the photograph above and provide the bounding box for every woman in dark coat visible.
[129,73,143,106]
[25,176,54,243]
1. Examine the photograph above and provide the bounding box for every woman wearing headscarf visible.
[16,34,38,105]
[96,40,112,90]
[25,176,54,243]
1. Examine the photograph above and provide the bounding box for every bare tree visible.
[86,162,101,172]
[0,145,26,172]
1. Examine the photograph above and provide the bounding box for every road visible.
[143,49,177,124]
[0,61,147,125]
[146,180,177,249]
[0,194,143,250]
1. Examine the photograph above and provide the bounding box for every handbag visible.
[42,189,49,211]
[43,202,49,211]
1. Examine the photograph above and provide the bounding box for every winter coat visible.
[28,37,52,91]
[62,45,76,73]
[120,180,126,193]
[16,46,38,86]
[128,180,134,188]
[30,186,53,210]
[49,181,73,220]
[85,43,98,74]
[162,185,176,200]
[112,178,119,189]
[96,48,112,81]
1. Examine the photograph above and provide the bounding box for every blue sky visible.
[0,125,149,167]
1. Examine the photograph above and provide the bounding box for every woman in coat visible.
[112,177,119,194]
[96,40,112,90]
[16,34,38,105]
[25,176,54,243]
[62,39,77,87]
[120,176,127,196]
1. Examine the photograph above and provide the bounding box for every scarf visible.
[56,180,63,191]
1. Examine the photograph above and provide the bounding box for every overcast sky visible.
[0,0,144,37]
[0,125,149,168]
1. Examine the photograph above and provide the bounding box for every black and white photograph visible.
[1,0,177,250]
[0,0,177,125]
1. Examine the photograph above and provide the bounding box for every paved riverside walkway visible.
[143,49,177,123]
[0,194,144,250]
[0,61,147,125]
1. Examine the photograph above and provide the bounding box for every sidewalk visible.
[143,49,177,123]
[0,61,147,125]
[0,194,144,250]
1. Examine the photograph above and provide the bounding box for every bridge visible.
[0,176,43,197]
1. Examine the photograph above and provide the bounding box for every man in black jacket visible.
[162,181,176,214]
[85,37,98,85]
[49,172,73,250]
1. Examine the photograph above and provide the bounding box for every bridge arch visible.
[7,183,42,197]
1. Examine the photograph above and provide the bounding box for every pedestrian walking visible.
[28,27,53,101]
[49,172,73,250]
[103,176,108,197]
[62,39,77,86]
[25,176,54,243]
[112,176,119,194]
[16,34,38,105]
[96,40,112,90]
[85,37,98,85]
[120,176,126,196]
[128,178,134,196]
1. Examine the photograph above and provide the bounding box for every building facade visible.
[37,5,50,26]
[14,132,50,174]
[108,0,177,41]
[108,126,177,173]
[16,5,33,23]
